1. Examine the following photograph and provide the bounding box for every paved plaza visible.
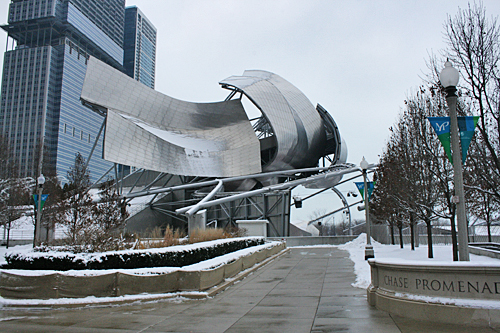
[1,247,498,332]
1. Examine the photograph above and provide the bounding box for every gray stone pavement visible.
[1,247,498,332]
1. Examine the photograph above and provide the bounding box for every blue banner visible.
[33,194,49,210]
[355,182,374,200]
[428,117,450,136]
[427,116,479,164]
[457,116,479,164]
[428,117,452,163]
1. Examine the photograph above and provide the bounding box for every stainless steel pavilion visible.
[80,57,358,236]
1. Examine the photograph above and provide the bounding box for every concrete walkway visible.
[1,247,498,332]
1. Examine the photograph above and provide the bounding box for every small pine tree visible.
[55,153,95,246]
[91,178,129,251]
[52,154,130,252]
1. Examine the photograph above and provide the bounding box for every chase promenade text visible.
[384,275,500,294]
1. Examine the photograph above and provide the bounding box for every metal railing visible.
[373,224,500,245]
[1,229,66,241]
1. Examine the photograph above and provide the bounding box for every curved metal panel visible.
[317,103,348,164]
[220,70,326,172]
[81,57,261,177]
[338,138,348,164]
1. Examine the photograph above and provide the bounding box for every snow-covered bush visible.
[4,237,265,271]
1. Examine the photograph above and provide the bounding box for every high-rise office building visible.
[0,0,129,182]
[117,5,156,177]
[123,6,156,89]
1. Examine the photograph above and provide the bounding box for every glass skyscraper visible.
[0,0,155,183]
[123,6,156,89]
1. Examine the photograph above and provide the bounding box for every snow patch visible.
[395,292,500,309]
[0,292,206,307]
[339,234,500,289]
[292,234,500,290]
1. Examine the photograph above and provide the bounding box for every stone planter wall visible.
[0,242,286,300]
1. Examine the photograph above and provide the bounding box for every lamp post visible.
[34,173,45,247]
[360,157,374,260]
[345,210,352,236]
[439,61,469,261]
[346,190,357,235]
[347,190,357,235]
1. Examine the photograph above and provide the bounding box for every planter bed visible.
[3,238,265,271]
[0,241,286,299]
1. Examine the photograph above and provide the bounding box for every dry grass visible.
[150,226,163,239]
[163,225,186,247]
[135,226,246,249]
[187,226,247,243]
[135,226,186,249]
[188,228,227,244]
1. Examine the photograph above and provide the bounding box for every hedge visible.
[4,238,265,271]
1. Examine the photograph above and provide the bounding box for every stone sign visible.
[371,260,500,300]
[367,259,500,327]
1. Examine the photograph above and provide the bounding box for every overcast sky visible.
[1,0,499,224]
[122,0,500,166]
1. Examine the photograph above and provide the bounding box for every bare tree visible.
[371,150,407,247]
[404,89,452,258]
[0,135,32,247]
[465,153,500,242]
[0,179,31,248]
[445,2,500,204]
[373,87,461,258]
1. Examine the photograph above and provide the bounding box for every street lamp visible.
[34,173,45,247]
[346,190,357,236]
[439,60,469,261]
[343,210,352,236]
[360,156,374,260]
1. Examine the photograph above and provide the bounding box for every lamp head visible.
[360,156,369,170]
[439,61,460,88]
[38,174,45,186]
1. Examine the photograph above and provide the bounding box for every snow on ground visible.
[1,215,69,240]
[5,214,33,229]
[291,219,319,236]
[0,191,164,242]
[2,235,500,306]
[394,292,500,310]
[0,292,205,307]
[0,244,32,266]
[337,234,500,289]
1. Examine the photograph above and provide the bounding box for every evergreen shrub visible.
[4,238,265,271]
